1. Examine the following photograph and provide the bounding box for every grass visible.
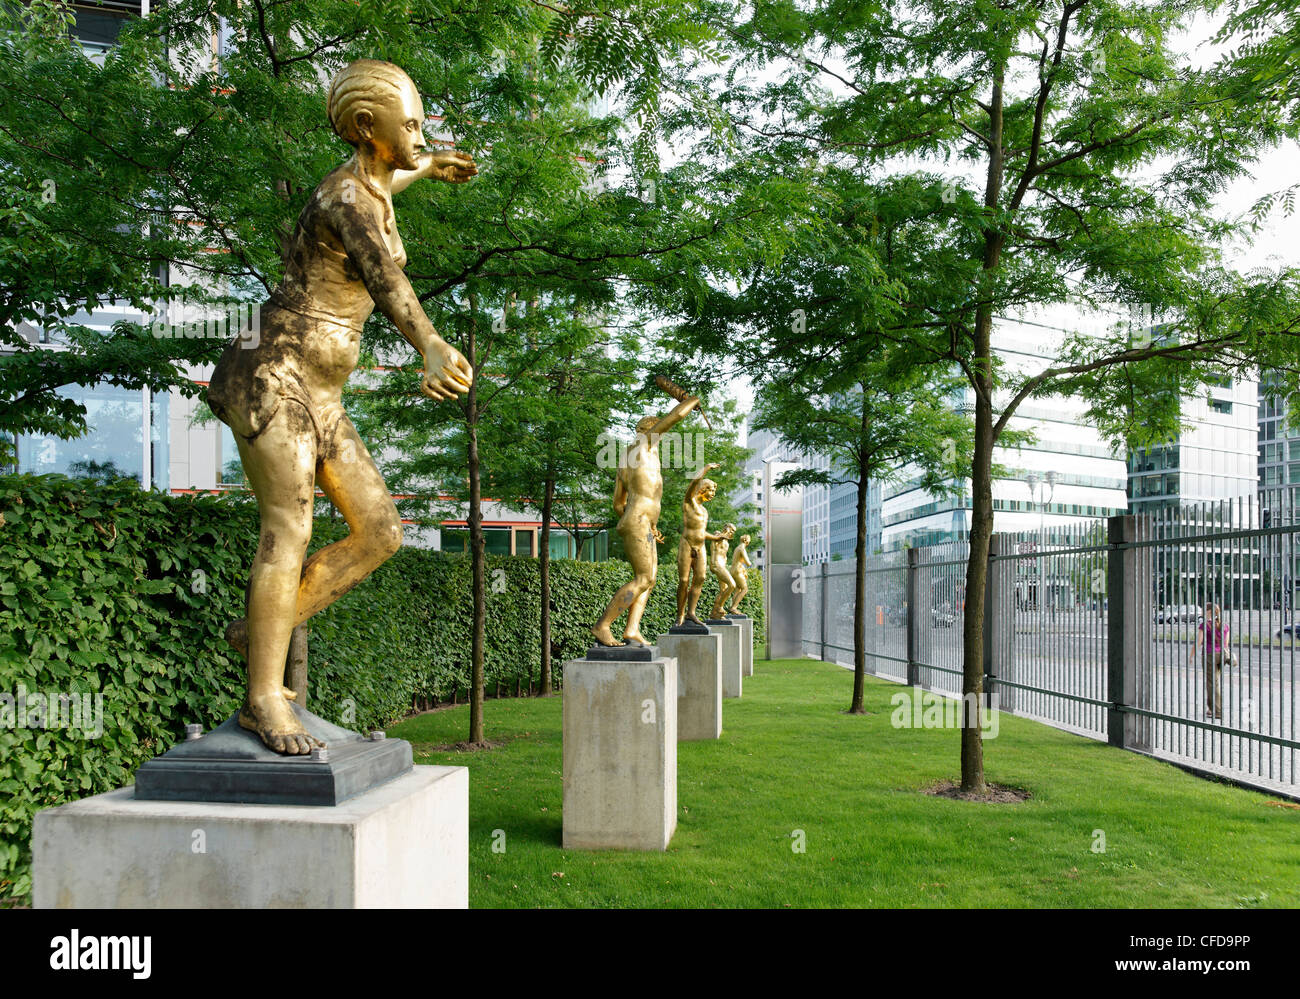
[388,656,1300,908]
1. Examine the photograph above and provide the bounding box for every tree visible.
[754,358,969,713]
[680,0,1300,793]
[470,304,640,697]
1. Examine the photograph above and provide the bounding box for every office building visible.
[881,317,1130,551]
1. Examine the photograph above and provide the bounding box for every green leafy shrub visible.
[0,474,763,903]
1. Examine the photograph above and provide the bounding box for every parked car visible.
[931,608,956,628]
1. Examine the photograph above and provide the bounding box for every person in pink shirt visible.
[1191,603,1227,720]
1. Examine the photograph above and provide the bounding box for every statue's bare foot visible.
[238,692,323,755]
[688,613,706,625]
[591,623,625,647]
[624,633,649,647]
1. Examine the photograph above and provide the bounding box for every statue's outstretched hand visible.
[652,526,666,544]
[429,149,478,184]
[421,340,473,401]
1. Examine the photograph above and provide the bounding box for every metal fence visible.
[801,499,1300,798]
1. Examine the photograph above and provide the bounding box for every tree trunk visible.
[850,390,871,714]
[466,299,486,746]
[962,395,995,793]
[960,61,1008,794]
[850,468,869,713]
[286,624,308,712]
[539,476,555,696]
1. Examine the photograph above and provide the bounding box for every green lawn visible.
[388,657,1300,908]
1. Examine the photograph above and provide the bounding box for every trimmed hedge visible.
[0,474,763,902]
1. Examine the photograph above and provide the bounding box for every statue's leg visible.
[623,542,659,645]
[233,404,323,755]
[712,565,736,619]
[728,575,748,613]
[687,546,708,623]
[290,412,402,625]
[593,521,639,646]
[675,541,691,624]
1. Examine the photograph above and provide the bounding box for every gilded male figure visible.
[590,385,701,647]
[676,462,734,626]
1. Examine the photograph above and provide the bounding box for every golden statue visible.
[676,463,734,626]
[590,378,700,647]
[708,532,738,619]
[727,534,752,614]
[207,60,476,754]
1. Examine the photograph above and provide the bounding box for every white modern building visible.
[1129,373,1259,515]
[733,418,802,571]
[800,448,881,565]
[880,315,1131,550]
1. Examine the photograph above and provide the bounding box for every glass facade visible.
[440,527,608,561]
[1129,375,1259,517]
[15,383,168,490]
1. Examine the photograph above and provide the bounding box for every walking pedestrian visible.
[1190,602,1227,721]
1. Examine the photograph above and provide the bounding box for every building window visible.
[16,383,145,484]
[217,425,244,488]
[514,528,536,556]
[440,527,512,555]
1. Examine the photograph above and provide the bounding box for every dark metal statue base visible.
[134,704,412,807]
[585,643,660,661]
[667,620,711,635]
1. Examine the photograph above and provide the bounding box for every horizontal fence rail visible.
[800,495,1300,798]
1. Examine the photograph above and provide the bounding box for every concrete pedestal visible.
[706,619,742,699]
[563,656,677,850]
[728,615,754,677]
[32,766,468,908]
[658,631,722,741]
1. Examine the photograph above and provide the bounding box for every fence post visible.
[1107,515,1152,749]
[820,561,829,662]
[906,547,920,687]
[985,534,1013,712]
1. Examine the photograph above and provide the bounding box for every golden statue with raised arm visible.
[590,378,701,647]
[207,60,476,754]
[727,534,752,614]
[676,463,734,627]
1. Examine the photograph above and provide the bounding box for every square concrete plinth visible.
[727,615,754,677]
[706,619,742,698]
[563,657,677,850]
[658,631,722,741]
[32,766,467,908]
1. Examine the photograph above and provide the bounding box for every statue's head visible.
[740,534,750,545]
[700,478,717,501]
[327,60,426,171]
[635,415,659,438]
